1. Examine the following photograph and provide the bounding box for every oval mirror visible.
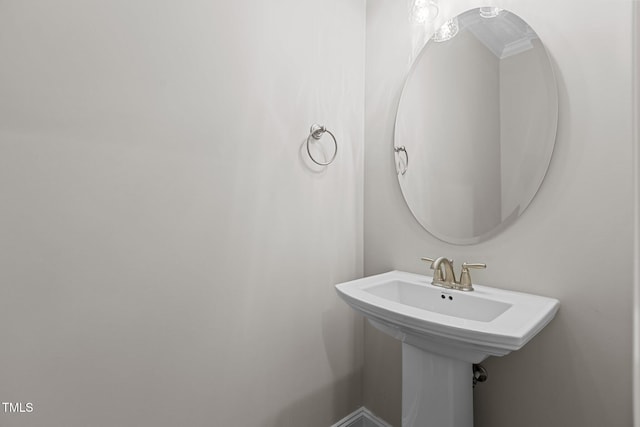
[394,7,558,244]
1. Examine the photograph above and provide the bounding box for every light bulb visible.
[411,0,439,24]
[432,17,459,42]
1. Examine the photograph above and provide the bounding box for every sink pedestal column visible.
[402,343,473,427]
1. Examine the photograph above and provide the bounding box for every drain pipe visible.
[472,364,487,388]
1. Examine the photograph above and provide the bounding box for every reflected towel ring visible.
[306,124,338,166]
[394,145,409,175]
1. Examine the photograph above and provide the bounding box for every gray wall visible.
[0,1,365,426]
[364,0,634,426]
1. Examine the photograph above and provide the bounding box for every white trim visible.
[331,408,363,427]
[331,407,392,427]
[634,0,640,426]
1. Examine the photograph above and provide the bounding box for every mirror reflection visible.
[395,8,558,244]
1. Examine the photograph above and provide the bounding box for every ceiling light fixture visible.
[479,7,503,18]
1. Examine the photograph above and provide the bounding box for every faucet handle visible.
[462,263,486,269]
[457,263,486,291]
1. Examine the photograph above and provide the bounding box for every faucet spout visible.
[431,257,456,287]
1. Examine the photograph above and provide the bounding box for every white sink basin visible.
[336,270,559,363]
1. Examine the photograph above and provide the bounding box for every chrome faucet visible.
[421,257,486,291]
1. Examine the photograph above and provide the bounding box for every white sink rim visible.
[336,270,559,360]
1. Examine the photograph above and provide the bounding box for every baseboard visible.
[330,407,392,427]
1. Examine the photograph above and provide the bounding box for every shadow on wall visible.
[322,303,365,376]
[473,309,609,426]
[299,133,338,174]
[264,371,362,427]
[363,322,403,426]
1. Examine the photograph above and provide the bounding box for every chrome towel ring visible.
[394,145,409,175]
[306,124,337,166]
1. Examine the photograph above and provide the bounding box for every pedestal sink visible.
[335,271,559,427]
